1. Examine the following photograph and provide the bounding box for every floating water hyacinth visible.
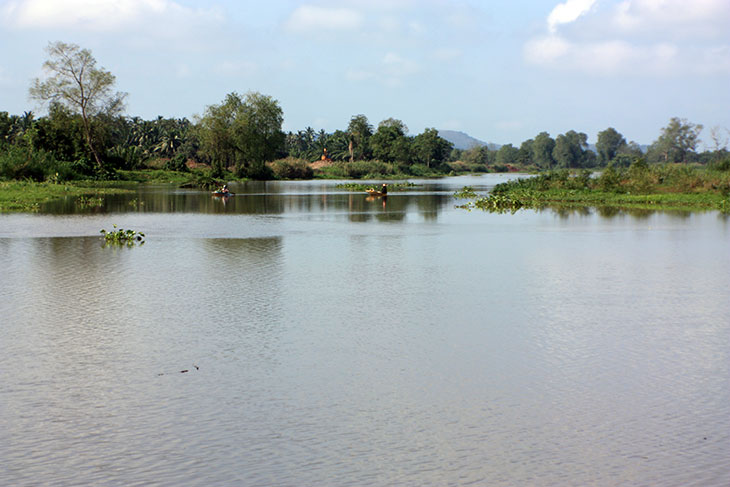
[100,224,145,246]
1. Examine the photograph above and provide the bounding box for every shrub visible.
[597,164,622,192]
[0,145,58,181]
[107,145,143,170]
[710,157,730,172]
[343,159,391,178]
[237,162,273,180]
[164,153,189,172]
[270,157,313,179]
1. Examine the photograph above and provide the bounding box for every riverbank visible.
[0,169,231,212]
[0,181,135,212]
[458,165,730,213]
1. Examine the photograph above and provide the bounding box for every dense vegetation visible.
[457,162,730,213]
[2,41,730,204]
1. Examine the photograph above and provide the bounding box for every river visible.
[1,175,729,486]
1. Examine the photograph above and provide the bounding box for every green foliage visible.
[0,144,73,181]
[370,119,411,163]
[597,164,622,191]
[553,130,590,169]
[411,128,453,168]
[532,132,556,169]
[107,145,143,170]
[317,160,395,179]
[335,181,417,191]
[30,41,127,170]
[270,158,314,179]
[448,161,489,173]
[343,160,392,178]
[518,139,534,165]
[596,127,627,165]
[469,165,730,213]
[496,144,520,166]
[179,170,225,190]
[406,163,439,177]
[453,186,479,199]
[76,195,103,208]
[100,224,145,246]
[164,153,189,172]
[460,145,491,167]
[709,157,730,172]
[648,117,703,163]
[0,180,132,212]
[30,103,88,162]
[347,114,373,161]
[197,91,285,177]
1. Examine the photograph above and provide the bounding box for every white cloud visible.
[614,0,730,37]
[284,5,363,33]
[524,36,570,65]
[1,0,222,31]
[525,0,730,75]
[547,0,597,33]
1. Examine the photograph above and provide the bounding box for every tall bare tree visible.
[30,41,126,170]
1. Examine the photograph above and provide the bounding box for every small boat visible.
[212,190,233,196]
[366,189,387,197]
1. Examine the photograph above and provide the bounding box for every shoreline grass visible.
[457,165,730,213]
[0,180,134,212]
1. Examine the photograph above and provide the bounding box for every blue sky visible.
[1,0,728,147]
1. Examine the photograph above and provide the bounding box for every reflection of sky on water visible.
[1,176,729,486]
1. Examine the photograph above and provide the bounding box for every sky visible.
[0,0,729,147]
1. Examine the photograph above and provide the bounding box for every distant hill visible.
[438,130,499,151]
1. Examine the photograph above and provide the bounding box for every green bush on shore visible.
[270,157,314,179]
[465,163,730,213]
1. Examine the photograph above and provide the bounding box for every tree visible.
[0,111,12,143]
[709,126,729,162]
[347,114,373,162]
[517,139,534,165]
[29,41,126,171]
[496,144,520,166]
[412,128,453,168]
[532,132,556,169]
[197,91,284,178]
[32,102,86,162]
[552,130,589,169]
[596,127,627,165]
[461,145,490,166]
[370,118,411,163]
[649,117,703,163]
[613,141,644,167]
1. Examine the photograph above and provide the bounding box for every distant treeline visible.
[1,40,729,182]
[3,105,729,183]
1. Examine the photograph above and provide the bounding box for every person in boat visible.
[220,184,229,194]
[381,183,387,195]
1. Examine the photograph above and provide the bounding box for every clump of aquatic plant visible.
[336,181,418,191]
[76,195,104,208]
[454,186,478,199]
[100,224,145,245]
[471,193,526,213]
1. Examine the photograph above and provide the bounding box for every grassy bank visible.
[0,181,134,212]
[457,164,730,213]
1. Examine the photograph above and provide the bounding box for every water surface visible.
[1,175,729,486]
